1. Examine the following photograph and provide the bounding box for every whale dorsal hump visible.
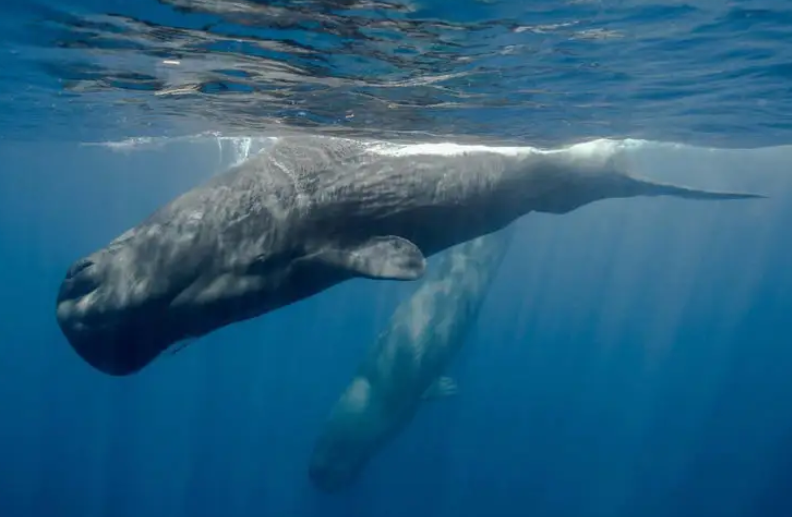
[314,236,426,281]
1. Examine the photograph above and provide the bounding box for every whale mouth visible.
[55,274,177,377]
[58,321,130,375]
[56,305,172,376]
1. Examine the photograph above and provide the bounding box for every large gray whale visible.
[309,227,514,492]
[55,135,762,376]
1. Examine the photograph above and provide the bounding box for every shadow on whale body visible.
[55,135,764,376]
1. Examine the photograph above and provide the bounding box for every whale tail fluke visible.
[532,174,766,214]
[629,176,767,201]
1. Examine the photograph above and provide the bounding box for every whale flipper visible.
[421,376,459,400]
[315,236,426,280]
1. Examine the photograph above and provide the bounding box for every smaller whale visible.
[308,227,514,492]
[55,135,763,376]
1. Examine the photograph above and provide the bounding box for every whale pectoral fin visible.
[421,376,459,400]
[317,236,426,280]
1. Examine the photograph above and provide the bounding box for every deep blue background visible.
[0,138,791,517]
[2,0,792,515]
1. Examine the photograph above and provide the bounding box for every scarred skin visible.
[308,227,515,492]
[55,135,762,376]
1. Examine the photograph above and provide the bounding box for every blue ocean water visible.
[1,1,792,516]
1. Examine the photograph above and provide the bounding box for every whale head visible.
[54,192,309,376]
[54,223,211,376]
[308,378,392,492]
[55,159,427,377]
[309,433,371,493]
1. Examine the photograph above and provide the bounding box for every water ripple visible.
[2,0,792,146]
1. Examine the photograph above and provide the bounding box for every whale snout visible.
[55,313,147,376]
[55,257,169,376]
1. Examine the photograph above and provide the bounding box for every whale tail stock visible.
[531,173,766,215]
[629,175,767,201]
